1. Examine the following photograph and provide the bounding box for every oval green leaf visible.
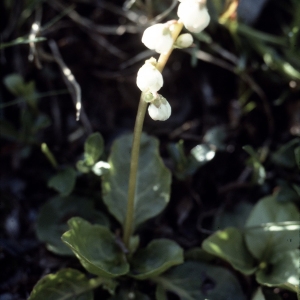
[155,261,246,300]
[84,132,104,166]
[36,196,109,255]
[245,196,299,260]
[202,227,257,275]
[48,167,77,196]
[130,239,184,279]
[256,249,300,293]
[61,217,129,277]
[28,269,94,300]
[102,133,171,230]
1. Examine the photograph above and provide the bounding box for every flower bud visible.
[142,23,173,54]
[136,58,163,93]
[148,96,171,121]
[177,0,210,33]
[175,33,193,48]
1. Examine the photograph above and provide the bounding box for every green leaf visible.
[202,227,257,275]
[48,167,77,196]
[28,268,95,300]
[3,73,37,108]
[295,146,300,169]
[3,74,25,96]
[155,261,246,300]
[184,247,215,262]
[243,145,266,185]
[84,132,104,166]
[61,217,129,277]
[102,133,171,229]
[271,139,300,169]
[276,183,300,203]
[256,250,300,293]
[213,201,254,230]
[130,239,184,279]
[36,196,109,255]
[245,196,299,261]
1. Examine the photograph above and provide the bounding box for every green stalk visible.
[123,22,184,249]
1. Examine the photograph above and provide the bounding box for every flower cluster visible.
[136,0,210,121]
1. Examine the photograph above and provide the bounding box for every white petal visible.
[178,0,210,33]
[148,101,171,121]
[136,62,163,93]
[142,23,173,54]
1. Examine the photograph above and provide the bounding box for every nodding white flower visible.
[177,0,210,33]
[175,33,193,48]
[148,95,171,121]
[142,23,173,54]
[136,58,163,93]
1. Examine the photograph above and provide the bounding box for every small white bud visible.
[136,58,163,93]
[142,23,173,54]
[177,0,210,33]
[148,96,171,121]
[175,33,193,48]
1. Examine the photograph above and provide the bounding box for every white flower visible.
[175,33,193,48]
[136,58,163,93]
[142,23,173,54]
[177,0,210,33]
[148,96,171,121]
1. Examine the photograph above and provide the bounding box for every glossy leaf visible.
[28,269,95,300]
[48,167,77,196]
[62,217,129,277]
[202,227,256,275]
[155,261,246,300]
[84,132,104,166]
[102,133,171,229]
[36,196,109,255]
[245,196,299,261]
[256,250,300,293]
[130,239,184,279]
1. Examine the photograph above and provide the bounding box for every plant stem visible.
[123,22,184,249]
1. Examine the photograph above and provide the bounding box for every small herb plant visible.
[27,1,300,300]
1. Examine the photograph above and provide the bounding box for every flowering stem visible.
[123,21,184,250]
